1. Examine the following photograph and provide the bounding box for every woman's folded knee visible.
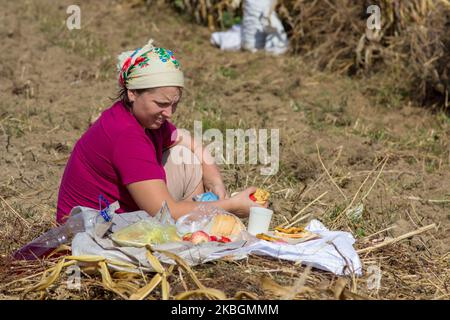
[163,145,203,200]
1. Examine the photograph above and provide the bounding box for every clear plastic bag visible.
[175,204,246,240]
[111,220,181,247]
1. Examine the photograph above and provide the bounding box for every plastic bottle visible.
[13,195,116,260]
[13,212,85,260]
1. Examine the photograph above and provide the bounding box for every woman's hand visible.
[204,177,229,199]
[229,186,267,218]
[202,154,228,199]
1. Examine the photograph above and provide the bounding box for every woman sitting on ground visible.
[56,39,263,224]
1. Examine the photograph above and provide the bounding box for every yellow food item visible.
[254,188,270,204]
[256,233,285,243]
[210,214,244,237]
[274,226,305,234]
[274,229,314,239]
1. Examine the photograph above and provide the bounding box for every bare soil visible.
[0,0,448,300]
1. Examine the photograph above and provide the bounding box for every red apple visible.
[191,231,210,244]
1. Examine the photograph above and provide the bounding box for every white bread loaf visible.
[210,214,244,237]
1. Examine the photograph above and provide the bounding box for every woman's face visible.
[128,86,182,129]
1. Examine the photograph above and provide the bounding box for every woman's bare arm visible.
[127,179,257,220]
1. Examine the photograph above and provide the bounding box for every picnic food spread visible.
[14,192,362,278]
[110,189,320,248]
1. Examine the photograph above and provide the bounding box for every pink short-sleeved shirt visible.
[56,101,177,223]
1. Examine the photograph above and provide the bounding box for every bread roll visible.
[210,214,244,237]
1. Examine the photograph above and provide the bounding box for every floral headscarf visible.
[117,39,184,90]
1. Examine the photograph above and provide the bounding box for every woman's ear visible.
[127,89,136,103]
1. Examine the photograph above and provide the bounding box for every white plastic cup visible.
[247,207,274,236]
